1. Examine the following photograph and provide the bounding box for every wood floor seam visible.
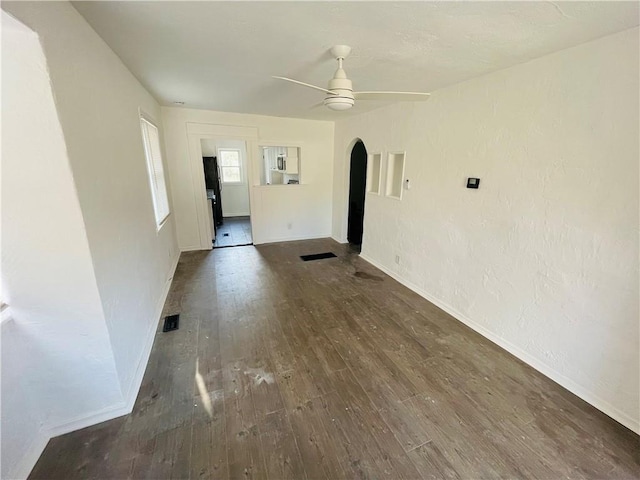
[319,323,430,463]
[406,439,433,453]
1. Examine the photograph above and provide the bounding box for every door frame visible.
[186,123,258,250]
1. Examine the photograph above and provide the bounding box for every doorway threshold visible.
[348,243,362,254]
[212,243,254,249]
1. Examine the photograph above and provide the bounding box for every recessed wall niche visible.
[385,152,405,200]
[366,153,382,194]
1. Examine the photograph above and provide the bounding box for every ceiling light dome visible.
[323,96,354,111]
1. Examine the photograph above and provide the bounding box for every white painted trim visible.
[122,252,181,411]
[1,304,13,325]
[359,253,640,435]
[46,401,128,438]
[45,252,181,438]
[138,106,160,127]
[257,140,304,148]
[180,245,205,252]
[186,124,259,251]
[2,250,183,479]
[254,233,332,246]
[187,134,214,250]
[223,212,251,217]
[9,429,49,480]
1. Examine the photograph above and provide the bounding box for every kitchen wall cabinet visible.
[285,147,299,174]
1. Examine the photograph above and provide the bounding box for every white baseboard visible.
[180,245,205,252]
[15,254,182,479]
[122,252,181,411]
[10,429,50,480]
[46,401,128,438]
[43,253,181,438]
[359,253,640,435]
[223,212,250,217]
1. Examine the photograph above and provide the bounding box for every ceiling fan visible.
[273,45,431,111]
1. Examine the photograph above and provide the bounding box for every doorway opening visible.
[200,139,252,248]
[347,139,367,251]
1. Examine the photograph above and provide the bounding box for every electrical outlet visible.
[395,255,400,265]
[287,222,292,230]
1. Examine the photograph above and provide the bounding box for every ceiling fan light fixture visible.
[273,45,431,112]
[323,96,354,111]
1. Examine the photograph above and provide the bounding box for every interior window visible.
[260,146,300,185]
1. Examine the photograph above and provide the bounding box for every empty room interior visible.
[2,1,639,479]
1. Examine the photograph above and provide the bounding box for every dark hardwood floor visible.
[30,238,639,479]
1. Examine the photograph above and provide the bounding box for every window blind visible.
[140,118,170,227]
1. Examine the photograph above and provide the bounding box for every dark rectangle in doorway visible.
[162,314,179,332]
[300,252,337,262]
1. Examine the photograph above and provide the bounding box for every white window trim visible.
[1,303,12,325]
[139,111,171,230]
[218,148,244,185]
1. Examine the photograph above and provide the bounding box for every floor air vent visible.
[162,314,180,332]
[300,252,337,262]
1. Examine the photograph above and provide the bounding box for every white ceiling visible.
[73,1,639,121]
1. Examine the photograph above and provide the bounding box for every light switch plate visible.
[466,178,480,189]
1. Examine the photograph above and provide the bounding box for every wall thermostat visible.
[466,178,480,189]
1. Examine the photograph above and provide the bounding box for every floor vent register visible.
[300,252,337,262]
[162,314,180,332]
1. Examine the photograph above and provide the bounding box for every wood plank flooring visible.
[29,238,639,479]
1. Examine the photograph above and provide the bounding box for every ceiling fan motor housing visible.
[324,76,354,110]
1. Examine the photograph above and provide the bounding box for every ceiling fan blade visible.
[354,91,431,102]
[272,76,334,95]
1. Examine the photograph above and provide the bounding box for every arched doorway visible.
[347,140,367,249]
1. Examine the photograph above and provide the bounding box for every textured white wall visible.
[4,1,181,406]
[201,138,217,157]
[1,11,122,478]
[333,28,639,432]
[162,107,334,248]
[201,139,251,217]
